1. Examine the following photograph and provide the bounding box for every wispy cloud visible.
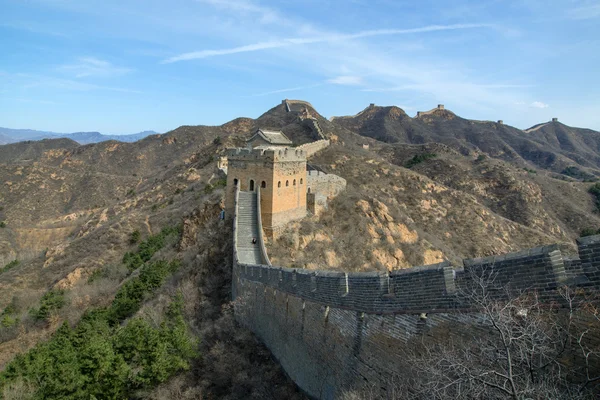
[530,101,549,109]
[162,23,492,63]
[195,0,289,26]
[59,57,133,78]
[328,75,363,85]
[246,83,324,97]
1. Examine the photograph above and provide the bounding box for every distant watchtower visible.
[552,118,558,122]
[225,135,307,234]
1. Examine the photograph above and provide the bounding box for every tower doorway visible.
[249,180,255,191]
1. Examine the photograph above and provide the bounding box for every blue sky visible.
[1,0,599,134]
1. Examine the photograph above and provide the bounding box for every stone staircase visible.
[303,118,326,140]
[236,191,266,265]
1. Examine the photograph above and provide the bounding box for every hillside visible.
[1,99,600,397]
[331,104,600,178]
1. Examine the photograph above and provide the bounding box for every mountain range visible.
[0,127,159,145]
[1,100,600,397]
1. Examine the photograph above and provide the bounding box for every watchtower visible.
[225,147,307,234]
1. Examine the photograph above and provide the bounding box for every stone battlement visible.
[283,99,316,113]
[416,104,450,118]
[234,241,598,315]
[227,146,306,162]
[296,139,330,157]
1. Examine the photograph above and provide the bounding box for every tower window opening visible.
[286,180,289,187]
[261,181,266,188]
[233,178,238,186]
[249,180,255,191]
[278,181,281,188]
[293,179,296,186]
[300,178,303,184]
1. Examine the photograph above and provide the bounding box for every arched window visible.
[286,180,289,187]
[300,178,303,184]
[278,181,281,188]
[293,179,296,186]
[261,181,266,188]
[233,178,238,186]
[249,180,255,191]
[308,187,311,194]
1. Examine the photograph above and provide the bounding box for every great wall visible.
[224,104,594,399]
[232,200,600,398]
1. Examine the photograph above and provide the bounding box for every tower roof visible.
[247,128,292,146]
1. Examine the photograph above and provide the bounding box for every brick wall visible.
[307,170,346,199]
[232,234,600,398]
[297,139,330,158]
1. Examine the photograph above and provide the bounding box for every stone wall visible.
[307,170,346,199]
[284,99,316,113]
[232,235,600,399]
[297,139,330,158]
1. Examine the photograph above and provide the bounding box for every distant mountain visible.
[331,104,600,177]
[0,133,12,145]
[53,130,159,144]
[0,127,159,144]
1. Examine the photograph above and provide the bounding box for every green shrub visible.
[562,166,597,181]
[123,225,181,270]
[1,303,19,328]
[0,294,194,399]
[126,189,136,197]
[108,260,180,325]
[0,224,190,398]
[405,153,437,168]
[0,221,6,228]
[475,154,486,162]
[29,290,66,321]
[213,136,222,145]
[589,183,600,212]
[129,230,141,245]
[580,228,600,237]
[1,260,19,274]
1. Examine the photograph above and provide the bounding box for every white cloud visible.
[162,23,491,63]
[59,57,133,78]
[328,76,363,85]
[530,101,549,109]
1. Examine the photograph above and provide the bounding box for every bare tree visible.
[343,269,600,399]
